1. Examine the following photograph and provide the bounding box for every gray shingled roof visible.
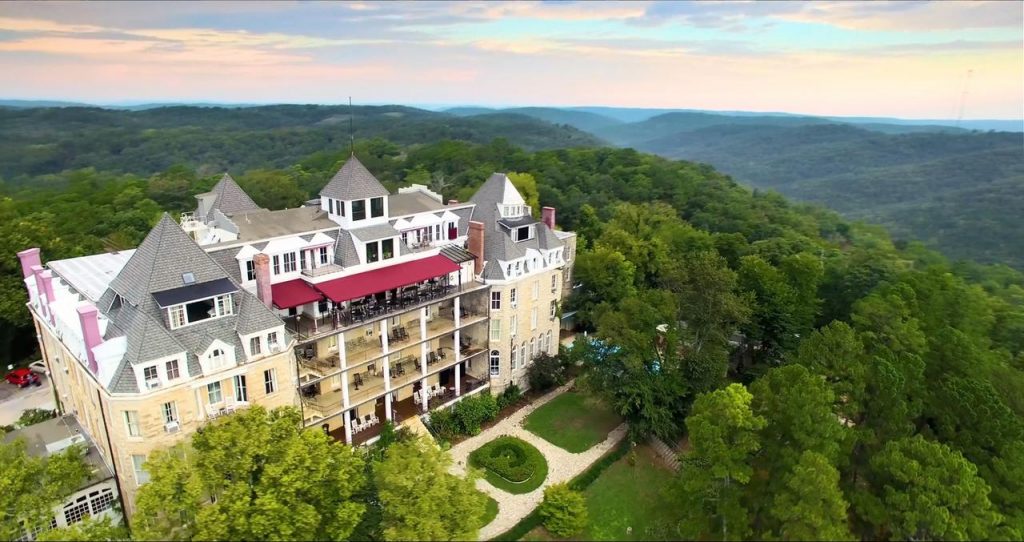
[108,215,231,307]
[320,155,389,200]
[452,207,474,237]
[350,223,399,242]
[388,191,445,216]
[334,230,360,268]
[201,174,263,222]
[95,214,285,392]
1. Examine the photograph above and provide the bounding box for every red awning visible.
[314,255,461,304]
[271,279,322,309]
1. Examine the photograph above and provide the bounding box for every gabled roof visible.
[108,214,231,307]
[200,174,262,222]
[320,155,389,201]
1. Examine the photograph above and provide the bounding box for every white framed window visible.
[234,374,248,402]
[215,295,233,317]
[318,246,329,265]
[531,307,538,330]
[207,381,223,404]
[511,314,518,337]
[64,496,89,525]
[520,342,527,368]
[546,330,553,354]
[132,454,149,486]
[250,336,262,356]
[530,337,536,359]
[490,319,502,342]
[550,300,557,319]
[162,401,178,424]
[169,304,186,329]
[245,260,256,281]
[551,273,557,292]
[283,252,297,272]
[510,288,517,307]
[511,345,518,370]
[489,351,500,376]
[532,281,539,300]
[506,264,512,276]
[210,348,227,369]
[264,369,277,394]
[272,255,281,275]
[268,332,280,351]
[89,488,114,515]
[490,291,501,310]
[124,410,141,437]
[143,365,158,384]
[165,359,180,380]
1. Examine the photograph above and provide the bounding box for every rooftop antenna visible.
[349,96,355,155]
[955,69,973,128]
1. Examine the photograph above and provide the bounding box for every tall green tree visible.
[0,439,92,540]
[794,320,867,422]
[858,435,1004,541]
[674,384,765,541]
[768,451,854,541]
[133,406,366,541]
[374,437,487,541]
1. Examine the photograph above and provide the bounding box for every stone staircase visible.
[649,436,681,472]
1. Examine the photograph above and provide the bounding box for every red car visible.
[5,368,41,388]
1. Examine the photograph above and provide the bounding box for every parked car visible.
[5,368,41,388]
[28,360,48,375]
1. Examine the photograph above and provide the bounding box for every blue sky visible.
[0,1,1020,119]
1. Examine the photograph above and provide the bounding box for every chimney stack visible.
[76,304,102,374]
[17,247,41,279]
[254,253,273,309]
[542,207,556,231]
[468,221,485,276]
[32,266,57,325]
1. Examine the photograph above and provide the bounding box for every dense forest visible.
[1,112,1023,539]
[451,107,1024,269]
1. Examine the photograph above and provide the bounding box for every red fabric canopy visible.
[271,279,322,309]
[314,255,460,303]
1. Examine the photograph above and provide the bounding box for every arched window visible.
[520,342,526,368]
[489,350,500,376]
[210,348,226,368]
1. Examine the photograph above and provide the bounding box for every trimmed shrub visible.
[427,408,459,441]
[539,483,588,537]
[454,392,499,435]
[497,384,523,410]
[469,436,548,494]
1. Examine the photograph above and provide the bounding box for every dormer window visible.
[209,348,228,369]
[352,200,366,221]
[167,294,234,330]
[514,226,532,242]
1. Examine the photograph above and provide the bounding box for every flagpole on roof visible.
[349,96,355,155]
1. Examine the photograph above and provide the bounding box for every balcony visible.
[302,264,343,278]
[284,280,488,343]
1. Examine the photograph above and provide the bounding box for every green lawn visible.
[481,496,499,528]
[522,445,681,541]
[470,436,549,494]
[523,391,622,453]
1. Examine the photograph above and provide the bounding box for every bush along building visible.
[16,155,574,518]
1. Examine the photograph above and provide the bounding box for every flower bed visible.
[469,436,548,494]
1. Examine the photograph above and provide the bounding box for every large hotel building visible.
[15,155,575,519]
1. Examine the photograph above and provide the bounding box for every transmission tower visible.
[955,69,973,128]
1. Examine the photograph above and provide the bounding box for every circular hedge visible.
[469,436,548,494]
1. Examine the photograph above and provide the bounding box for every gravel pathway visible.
[447,381,629,540]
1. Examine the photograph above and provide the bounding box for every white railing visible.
[180,212,201,230]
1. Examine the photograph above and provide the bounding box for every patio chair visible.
[427,351,438,365]
[364,414,374,427]
[351,418,363,433]
[413,393,421,405]
[370,413,380,425]
[436,347,446,359]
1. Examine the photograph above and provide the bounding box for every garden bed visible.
[469,436,548,494]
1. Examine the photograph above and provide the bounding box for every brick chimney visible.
[77,304,102,374]
[17,247,41,279]
[254,253,273,309]
[468,221,485,276]
[32,266,57,325]
[542,207,556,231]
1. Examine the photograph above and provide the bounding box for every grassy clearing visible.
[523,391,622,453]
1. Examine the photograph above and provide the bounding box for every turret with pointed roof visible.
[195,173,263,223]
[320,155,389,201]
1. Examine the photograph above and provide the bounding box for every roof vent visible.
[182,272,196,285]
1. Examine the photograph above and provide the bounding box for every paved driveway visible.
[0,375,56,426]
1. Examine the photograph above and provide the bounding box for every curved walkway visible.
[447,381,628,540]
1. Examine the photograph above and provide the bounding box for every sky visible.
[0,1,1021,119]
